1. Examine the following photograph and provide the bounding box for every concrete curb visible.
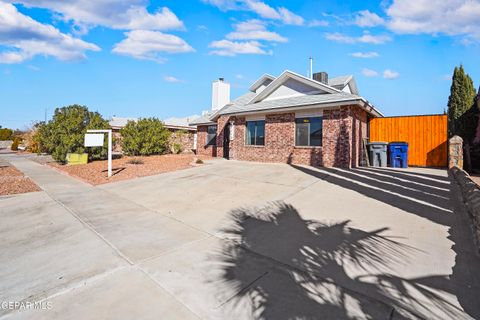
[450,166,480,252]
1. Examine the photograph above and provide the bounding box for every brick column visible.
[449,135,463,169]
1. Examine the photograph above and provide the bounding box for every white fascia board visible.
[348,78,359,95]
[247,70,341,105]
[359,98,383,117]
[249,74,276,92]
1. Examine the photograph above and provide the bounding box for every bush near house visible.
[10,137,21,151]
[120,118,171,156]
[36,105,110,163]
[0,128,13,140]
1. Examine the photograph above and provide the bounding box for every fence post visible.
[449,135,463,169]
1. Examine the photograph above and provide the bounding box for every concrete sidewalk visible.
[0,156,207,319]
[1,155,479,319]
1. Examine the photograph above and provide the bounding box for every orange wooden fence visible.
[369,114,448,167]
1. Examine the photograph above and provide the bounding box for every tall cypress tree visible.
[447,64,476,138]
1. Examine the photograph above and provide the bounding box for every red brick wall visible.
[214,105,368,168]
[196,125,217,157]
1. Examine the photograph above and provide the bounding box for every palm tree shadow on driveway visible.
[212,200,472,319]
[210,165,480,320]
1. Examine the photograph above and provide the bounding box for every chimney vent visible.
[313,72,328,84]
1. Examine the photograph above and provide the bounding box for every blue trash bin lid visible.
[389,141,408,146]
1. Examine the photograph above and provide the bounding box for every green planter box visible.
[66,153,88,165]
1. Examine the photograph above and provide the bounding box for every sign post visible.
[85,129,112,178]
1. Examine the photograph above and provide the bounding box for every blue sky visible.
[0,0,479,129]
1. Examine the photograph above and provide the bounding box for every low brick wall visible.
[450,166,480,251]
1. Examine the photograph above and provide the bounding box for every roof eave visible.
[218,98,374,117]
[359,98,383,117]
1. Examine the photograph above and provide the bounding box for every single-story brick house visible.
[109,116,197,153]
[190,70,383,168]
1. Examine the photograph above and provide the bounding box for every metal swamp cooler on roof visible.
[367,142,388,167]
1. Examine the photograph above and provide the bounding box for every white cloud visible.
[308,19,329,27]
[244,0,280,19]
[385,0,480,41]
[226,20,287,42]
[362,68,379,77]
[325,32,392,44]
[204,0,305,25]
[163,75,183,83]
[236,74,245,79]
[383,69,400,79]
[354,10,385,27]
[201,0,240,10]
[0,3,100,64]
[278,7,304,26]
[350,52,379,58]
[6,1,184,32]
[209,40,270,56]
[112,30,194,62]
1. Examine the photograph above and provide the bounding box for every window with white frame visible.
[206,125,217,145]
[245,120,265,146]
[295,117,322,146]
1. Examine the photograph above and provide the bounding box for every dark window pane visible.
[310,117,322,146]
[208,125,217,134]
[246,121,255,145]
[256,121,265,145]
[207,125,217,145]
[295,118,309,146]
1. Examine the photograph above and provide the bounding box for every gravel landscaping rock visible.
[0,166,41,196]
[48,154,211,185]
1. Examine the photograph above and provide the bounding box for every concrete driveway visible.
[1,155,479,319]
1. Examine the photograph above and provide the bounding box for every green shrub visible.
[35,105,109,163]
[0,128,13,141]
[172,143,183,154]
[120,118,171,156]
[11,137,21,151]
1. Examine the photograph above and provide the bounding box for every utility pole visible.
[309,56,313,79]
[44,108,47,123]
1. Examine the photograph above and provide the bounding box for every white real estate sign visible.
[84,133,104,147]
[85,130,112,177]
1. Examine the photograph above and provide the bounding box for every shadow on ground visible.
[211,166,480,319]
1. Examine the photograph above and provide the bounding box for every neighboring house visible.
[109,116,198,153]
[190,71,383,168]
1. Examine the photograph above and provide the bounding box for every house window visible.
[206,125,217,145]
[245,120,265,146]
[295,117,322,146]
